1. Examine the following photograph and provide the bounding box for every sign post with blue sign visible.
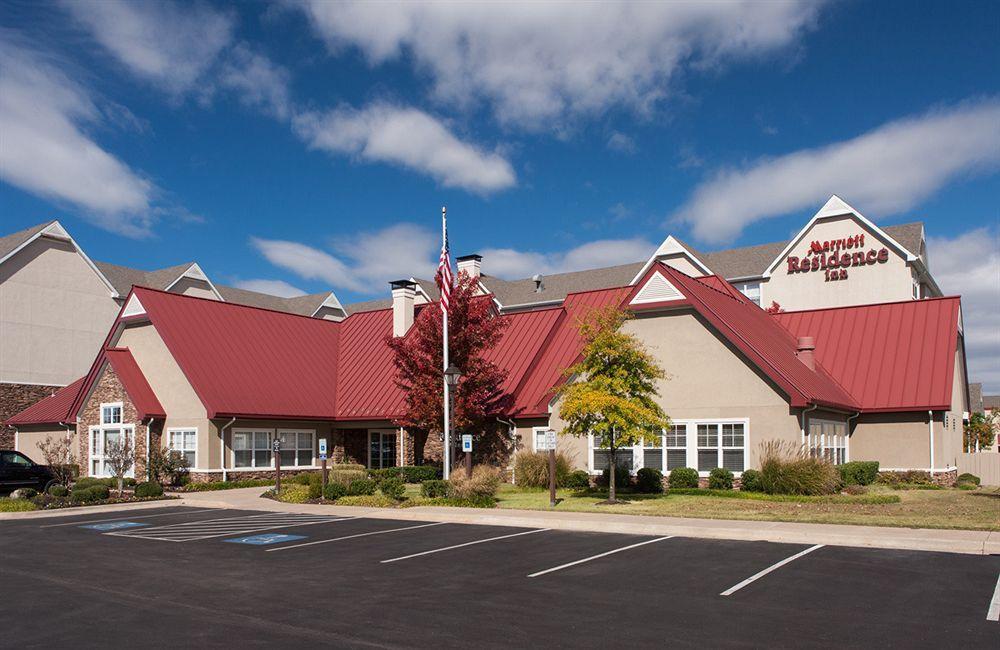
[461,434,473,478]
[319,437,328,496]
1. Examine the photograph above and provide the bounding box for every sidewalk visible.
[5,487,996,555]
[178,487,1000,556]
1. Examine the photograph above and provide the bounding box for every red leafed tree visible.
[387,273,509,459]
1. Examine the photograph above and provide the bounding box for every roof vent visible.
[532,274,544,293]
[796,336,816,371]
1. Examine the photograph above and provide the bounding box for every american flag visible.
[437,209,453,312]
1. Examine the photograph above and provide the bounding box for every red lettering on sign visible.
[790,232,888,279]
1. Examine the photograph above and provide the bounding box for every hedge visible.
[564,470,591,490]
[636,467,664,493]
[180,479,274,491]
[379,477,406,500]
[421,479,449,498]
[708,467,734,490]
[347,478,376,496]
[134,482,164,498]
[957,473,981,486]
[666,487,901,504]
[71,485,110,503]
[739,469,762,492]
[668,467,699,489]
[837,461,879,486]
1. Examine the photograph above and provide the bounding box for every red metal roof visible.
[638,265,860,411]
[512,287,631,417]
[773,297,962,412]
[334,308,404,420]
[484,307,563,404]
[5,377,86,426]
[104,348,165,419]
[135,287,342,420]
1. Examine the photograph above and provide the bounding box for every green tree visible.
[964,411,998,451]
[556,306,670,502]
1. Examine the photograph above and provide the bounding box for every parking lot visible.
[2,506,997,648]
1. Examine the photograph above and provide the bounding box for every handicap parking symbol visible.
[81,521,149,531]
[223,534,307,546]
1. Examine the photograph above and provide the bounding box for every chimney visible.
[457,254,482,279]
[796,336,816,370]
[390,280,417,337]
[532,274,544,293]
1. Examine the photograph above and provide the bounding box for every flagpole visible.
[442,206,451,480]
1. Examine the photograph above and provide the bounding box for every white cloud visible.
[607,131,637,154]
[673,99,1000,244]
[234,278,307,298]
[481,238,654,279]
[60,0,234,96]
[928,228,1000,392]
[0,35,157,237]
[218,43,292,120]
[250,222,439,294]
[292,103,516,193]
[295,1,824,129]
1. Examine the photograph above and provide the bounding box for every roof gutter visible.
[219,417,236,482]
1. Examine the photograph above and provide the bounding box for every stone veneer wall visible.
[77,366,150,479]
[1,383,61,448]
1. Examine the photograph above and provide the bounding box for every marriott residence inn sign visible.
[786,233,890,282]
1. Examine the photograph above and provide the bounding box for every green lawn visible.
[494,484,1000,531]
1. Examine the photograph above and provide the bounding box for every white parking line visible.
[527,536,673,578]
[987,573,1000,622]
[104,512,356,542]
[720,544,824,596]
[382,528,551,564]
[267,522,447,552]
[39,508,220,528]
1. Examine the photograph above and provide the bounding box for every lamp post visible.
[444,364,462,478]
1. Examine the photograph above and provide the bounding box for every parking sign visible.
[461,434,473,452]
[318,437,328,460]
[545,430,557,450]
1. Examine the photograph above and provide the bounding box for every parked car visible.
[0,450,57,494]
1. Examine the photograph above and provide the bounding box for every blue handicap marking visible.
[223,533,306,546]
[81,521,149,531]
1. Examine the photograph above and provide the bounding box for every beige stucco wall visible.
[660,255,706,277]
[851,411,932,469]
[543,310,803,473]
[0,237,119,385]
[168,276,219,300]
[763,215,916,311]
[14,425,71,464]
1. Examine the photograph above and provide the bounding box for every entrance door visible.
[368,430,397,469]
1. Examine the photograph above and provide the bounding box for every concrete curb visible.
[0,498,188,521]
[175,488,1000,556]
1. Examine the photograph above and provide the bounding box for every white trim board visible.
[630,236,713,286]
[164,263,225,301]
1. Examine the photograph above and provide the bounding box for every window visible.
[665,425,686,470]
[101,403,122,425]
[721,423,745,472]
[808,419,847,464]
[278,430,314,467]
[168,429,197,467]
[233,430,271,468]
[696,422,745,473]
[0,451,33,467]
[697,424,719,471]
[735,282,761,307]
[532,427,548,452]
[642,429,662,470]
[590,433,632,473]
[369,430,397,469]
[89,425,134,478]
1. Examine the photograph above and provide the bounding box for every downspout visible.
[845,412,860,463]
[927,410,935,477]
[58,422,74,465]
[144,417,156,481]
[219,417,236,482]
[800,405,818,450]
[497,417,517,484]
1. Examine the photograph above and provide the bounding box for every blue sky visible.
[2,1,998,385]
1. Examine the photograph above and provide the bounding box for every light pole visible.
[444,364,462,478]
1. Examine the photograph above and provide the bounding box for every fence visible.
[956,452,1000,486]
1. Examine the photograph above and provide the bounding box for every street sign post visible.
[272,437,282,493]
[545,429,557,507]
[318,438,328,495]
[461,434,473,478]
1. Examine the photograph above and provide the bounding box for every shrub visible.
[957,482,978,491]
[421,479,449,498]
[180,479,273,491]
[328,469,368,488]
[448,465,501,501]
[323,483,347,501]
[276,484,311,503]
[0,498,37,512]
[368,467,401,484]
[837,461,880,486]
[71,485,110,503]
[636,467,664,493]
[148,446,190,486]
[48,484,69,498]
[134,482,164,498]
[334,495,398,508]
[347,478,376,496]
[379,476,406,500]
[708,467,734,490]
[306,473,323,499]
[564,470,591,490]
[842,484,868,495]
[597,460,632,489]
[877,470,932,486]
[289,473,313,486]
[957,473,981,486]
[72,477,104,490]
[668,467,699,489]
[10,487,38,500]
[513,451,572,488]
[400,465,440,483]
[757,440,840,495]
[739,469,762,492]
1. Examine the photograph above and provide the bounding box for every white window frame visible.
[101,402,123,426]
[735,281,762,307]
[277,429,315,468]
[808,418,849,464]
[232,429,274,469]
[587,418,749,476]
[532,427,550,452]
[88,405,135,479]
[167,428,198,469]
